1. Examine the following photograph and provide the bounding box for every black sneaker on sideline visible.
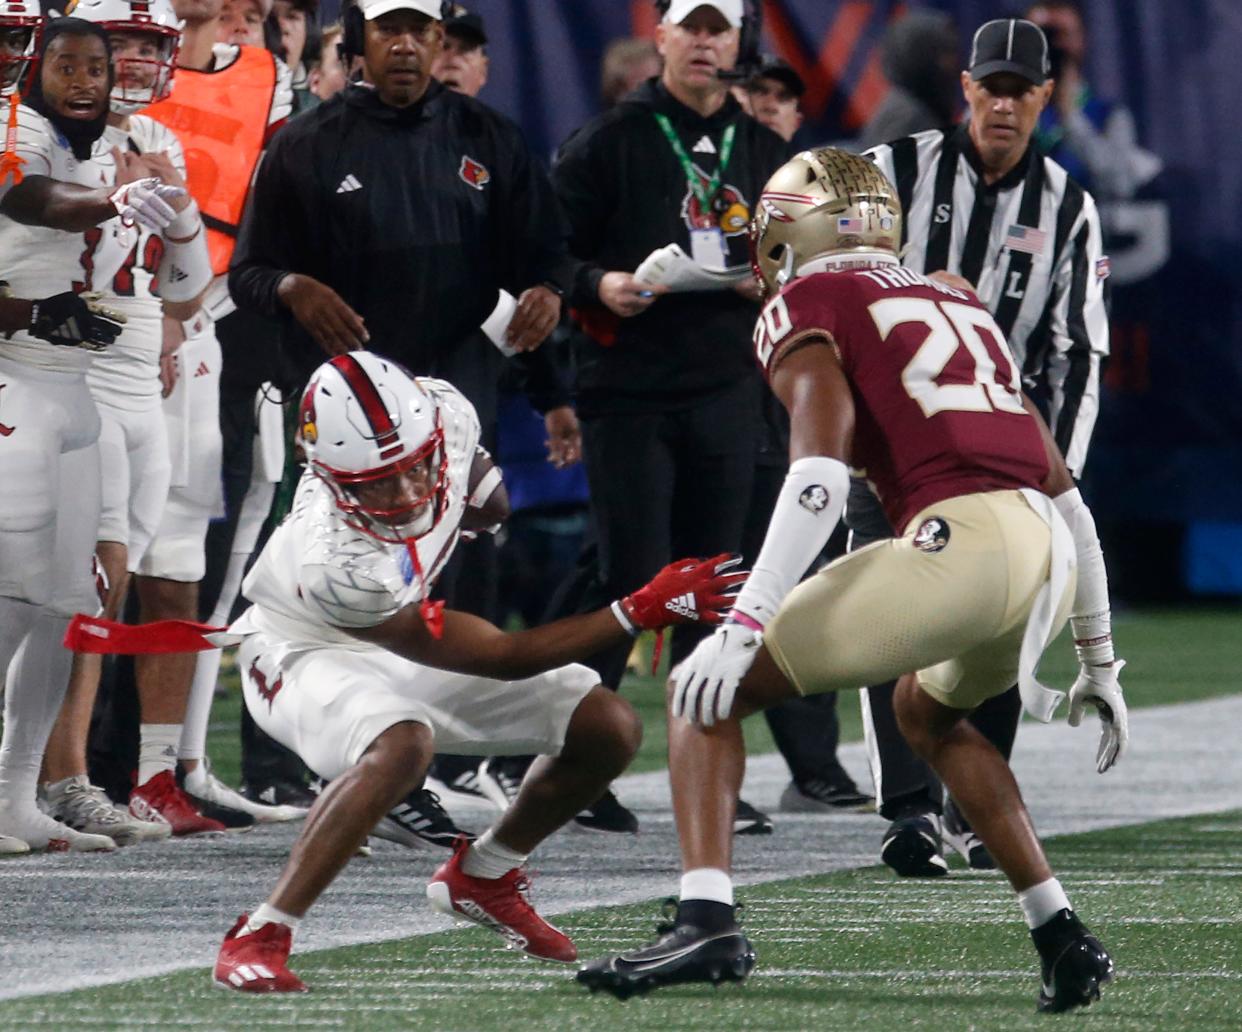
[734,798,774,836]
[943,798,996,870]
[239,778,318,811]
[477,757,528,810]
[574,789,638,833]
[779,777,875,814]
[374,788,472,850]
[881,811,948,877]
[1031,909,1114,1012]
[578,899,755,1000]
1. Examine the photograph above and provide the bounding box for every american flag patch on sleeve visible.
[1096,256,1111,281]
[837,217,864,233]
[1005,223,1048,256]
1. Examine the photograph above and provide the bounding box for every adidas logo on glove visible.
[664,592,697,619]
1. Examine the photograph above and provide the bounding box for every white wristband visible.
[610,600,638,637]
[164,199,201,241]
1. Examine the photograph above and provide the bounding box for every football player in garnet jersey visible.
[579,148,1126,1014]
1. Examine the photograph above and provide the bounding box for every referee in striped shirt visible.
[853,17,1110,878]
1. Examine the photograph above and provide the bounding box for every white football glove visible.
[1067,658,1129,773]
[671,621,763,726]
[109,177,187,232]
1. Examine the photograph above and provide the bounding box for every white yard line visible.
[2,693,1240,1000]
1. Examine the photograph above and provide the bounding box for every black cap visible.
[969,18,1049,86]
[751,57,805,98]
[444,8,487,47]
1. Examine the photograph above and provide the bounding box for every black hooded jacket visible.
[553,78,791,416]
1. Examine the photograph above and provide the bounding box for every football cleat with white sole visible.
[1032,909,1114,1012]
[130,771,226,837]
[881,812,948,877]
[0,834,30,855]
[184,762,307,823]
[779,777,874,814]
[45,775,169,846]
[476,757,526,810]
[943,799,996,870]
[214,915,307,993]
[0,803,116,852]
[375,787,471,850]
[578,900,755,999]
[427,836,576,962]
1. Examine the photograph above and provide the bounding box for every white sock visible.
[137,724,182,786]
[680,867,734,906]
[1018,877,1072,929]
[0,612,72,807]
[461,828,528,880]
[244,902,300,935]
[178,648,222,763]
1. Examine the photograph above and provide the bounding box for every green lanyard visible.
[653,113,736,212]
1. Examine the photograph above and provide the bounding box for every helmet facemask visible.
[318,423,449,545]
[105,25,179,113]
[0,19,40,94]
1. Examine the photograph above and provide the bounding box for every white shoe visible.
[45,775,171,846]
[0,803,116,852]
[183,762,307,823]
[0,833,30,855]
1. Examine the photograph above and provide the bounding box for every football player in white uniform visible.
[198,354,745,991]
[40,0,217,845]
[121,0,296,827]
[0,18,188,853]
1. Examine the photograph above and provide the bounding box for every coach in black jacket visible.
[228,0,568,393]
[552,0,789,694]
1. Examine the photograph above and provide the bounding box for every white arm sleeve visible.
[731,455,851,629]
[1052,487,1114,665]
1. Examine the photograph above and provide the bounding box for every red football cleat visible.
[214,915,308,993]
[426,837,576,962]
[130,771,226,837]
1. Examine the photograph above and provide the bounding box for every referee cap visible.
[969,18,1050,86]
[358,0,443,21]
[662,0,743,29]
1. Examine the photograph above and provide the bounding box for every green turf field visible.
[6,810,1239,1030]
[9,605,1231,1030]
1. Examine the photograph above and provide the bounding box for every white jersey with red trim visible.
[0,105,130,374]
[85,116,189,410]
[233,378,481,651]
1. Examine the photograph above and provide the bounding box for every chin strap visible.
[404,538,444,639]
[0,89,25,187]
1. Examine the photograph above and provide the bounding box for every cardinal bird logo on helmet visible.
[299,383,318,446]
[459,155,490,191]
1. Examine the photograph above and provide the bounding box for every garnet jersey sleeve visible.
[755,267,1050,531]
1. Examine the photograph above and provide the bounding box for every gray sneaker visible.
[45,775,170,846]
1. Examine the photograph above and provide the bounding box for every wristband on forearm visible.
[610,599,639,637]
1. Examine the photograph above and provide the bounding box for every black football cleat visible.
[942,799,996,871]
[1031,909,1115,1013]
[881,812,948,877]
[577,900,755,1000]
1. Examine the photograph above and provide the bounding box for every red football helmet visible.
[0,0,42,95]
[299,353,449,544]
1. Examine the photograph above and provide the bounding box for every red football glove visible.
[612,554,747,634]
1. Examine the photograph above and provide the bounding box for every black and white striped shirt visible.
[866,125,1109,475]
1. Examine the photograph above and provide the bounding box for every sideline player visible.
[0,18,186,852]
[578,149,1125,1013]
[40,0,216,844]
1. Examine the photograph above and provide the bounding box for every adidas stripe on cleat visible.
[427,837,576,962]
[214,915,307,993]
